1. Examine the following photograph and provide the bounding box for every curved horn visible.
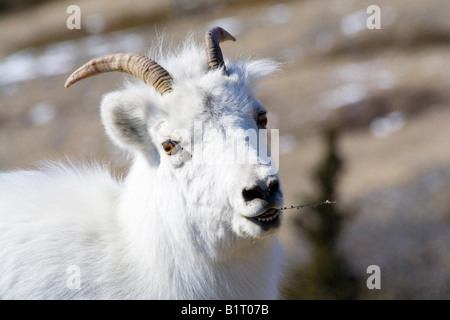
[65,53,173,95]
[205,27,236,74]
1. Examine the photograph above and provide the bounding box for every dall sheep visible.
[0,27,284,299]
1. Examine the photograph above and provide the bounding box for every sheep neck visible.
[115,155,281,298]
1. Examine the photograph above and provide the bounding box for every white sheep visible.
[0,27,284,299]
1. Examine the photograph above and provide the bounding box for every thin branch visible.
[279,200,336,211]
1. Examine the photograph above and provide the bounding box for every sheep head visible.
[65,27,283,242]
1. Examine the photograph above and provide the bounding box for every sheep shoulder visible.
[0,161,121,223]
[0,162,126,299]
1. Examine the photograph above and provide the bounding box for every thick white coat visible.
[0,35,284,299]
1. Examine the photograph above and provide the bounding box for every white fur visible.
[0,33,284,299]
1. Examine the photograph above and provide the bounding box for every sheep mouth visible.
[247,208,281,229]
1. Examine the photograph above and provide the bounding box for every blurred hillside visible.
[1,0,449,299]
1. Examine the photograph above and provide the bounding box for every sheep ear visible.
[245,59,280,85]
[100,89,159,164]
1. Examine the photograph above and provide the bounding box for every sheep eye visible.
[257,111,268,129]
[161,140,178,155]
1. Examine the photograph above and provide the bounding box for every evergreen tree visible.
[283,127,360,299]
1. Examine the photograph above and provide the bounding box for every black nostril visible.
[268,180,280,197]
[242,186,265,202]
[243,180,281,202]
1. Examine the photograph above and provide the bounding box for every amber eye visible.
[161,140,178,155]
[257,111,268,129]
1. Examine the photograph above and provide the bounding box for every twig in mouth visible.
[279,200,336,211]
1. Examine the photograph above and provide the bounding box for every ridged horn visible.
[205,27,236,74]
[65,53,173,95]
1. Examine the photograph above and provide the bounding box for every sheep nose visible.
[242,179,280,203]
